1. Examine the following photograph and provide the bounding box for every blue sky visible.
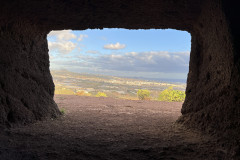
[48,29,191,81]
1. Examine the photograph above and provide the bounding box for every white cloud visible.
[50,51,190,79]
[48,41,77,55]
[48,30,77,41]
[126,52,137,56]
[50,51,189,73]
[104,42,126,50]
[92,51,190,73]
[49,55,54,60]
[78,34,88,41]
[85,50,100,54]
[48,30,79,55]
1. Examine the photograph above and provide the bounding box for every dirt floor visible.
[0,95,230,160]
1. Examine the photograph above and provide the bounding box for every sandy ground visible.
[0,95,230,160]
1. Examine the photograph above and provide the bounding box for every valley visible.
[51,70,186,100]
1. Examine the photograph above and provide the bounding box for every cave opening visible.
[1,0,240,159]
[42,29,193,156]
[37,28,198,159]
[47,29,190,104]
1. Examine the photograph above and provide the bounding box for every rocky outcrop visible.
[179,0,240,153]
[0,23,60,126]
[0,0,203,126]
[0,0,203,31]
[0,0,239,151]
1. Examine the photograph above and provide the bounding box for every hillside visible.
[51,70,186,100]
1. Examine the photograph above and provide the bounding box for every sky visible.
[48,29,191,81]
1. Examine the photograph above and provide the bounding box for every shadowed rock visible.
[0,0,239,153]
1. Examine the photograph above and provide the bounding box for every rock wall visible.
[0,0,239,150]
[0,0,203,126]
[179,0,240,152]
[0,0,202,31]
[0,23,60,126]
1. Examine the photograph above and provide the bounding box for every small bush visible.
[55,85,75,95]
[76,91,92,96]
[96,92,107,97]
[60,108,65,115]
[137,89,150,100]
[158,86,185,102]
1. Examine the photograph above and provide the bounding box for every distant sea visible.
[51,69,187,84]
[120,76,187,84]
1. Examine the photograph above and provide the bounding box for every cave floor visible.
[0,95,229,160]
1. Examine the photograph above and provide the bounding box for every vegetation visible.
[55,85,75,95]
[54,85,186,102]
[137,89,150,100]
[158,86,185,102]
[53,71,187,101]
[76,90,92,96]
[60,108,65,115]
[96,92,107,97]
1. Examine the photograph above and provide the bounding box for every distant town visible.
[51,70,186,100]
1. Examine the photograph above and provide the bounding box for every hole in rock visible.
[45,29,193,158]
[47,28,190,122]
[48,28,190,101]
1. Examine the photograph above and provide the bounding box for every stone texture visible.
[0,23,60,126]
[0,0,203,31]
[0,0,239,150]
[0,0,202,126]
[179,0,240,151]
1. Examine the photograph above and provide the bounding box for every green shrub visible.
[158,86,185,102]
[96,92,107,97]
[137,89,150,100]
[60,108,65,115]
[55,85,75,95]
[76,90,92,96]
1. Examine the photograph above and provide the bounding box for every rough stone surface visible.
[179,0,240,152]
[0,95,231,160]
[0,0,203,31]
[0,23,60,126]
[0,0,239,151]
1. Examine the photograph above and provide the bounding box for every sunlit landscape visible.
[1,1,238,159]
[48,29,190,102]
[52,69,186,101]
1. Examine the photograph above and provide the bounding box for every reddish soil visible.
[0,95,229,159]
